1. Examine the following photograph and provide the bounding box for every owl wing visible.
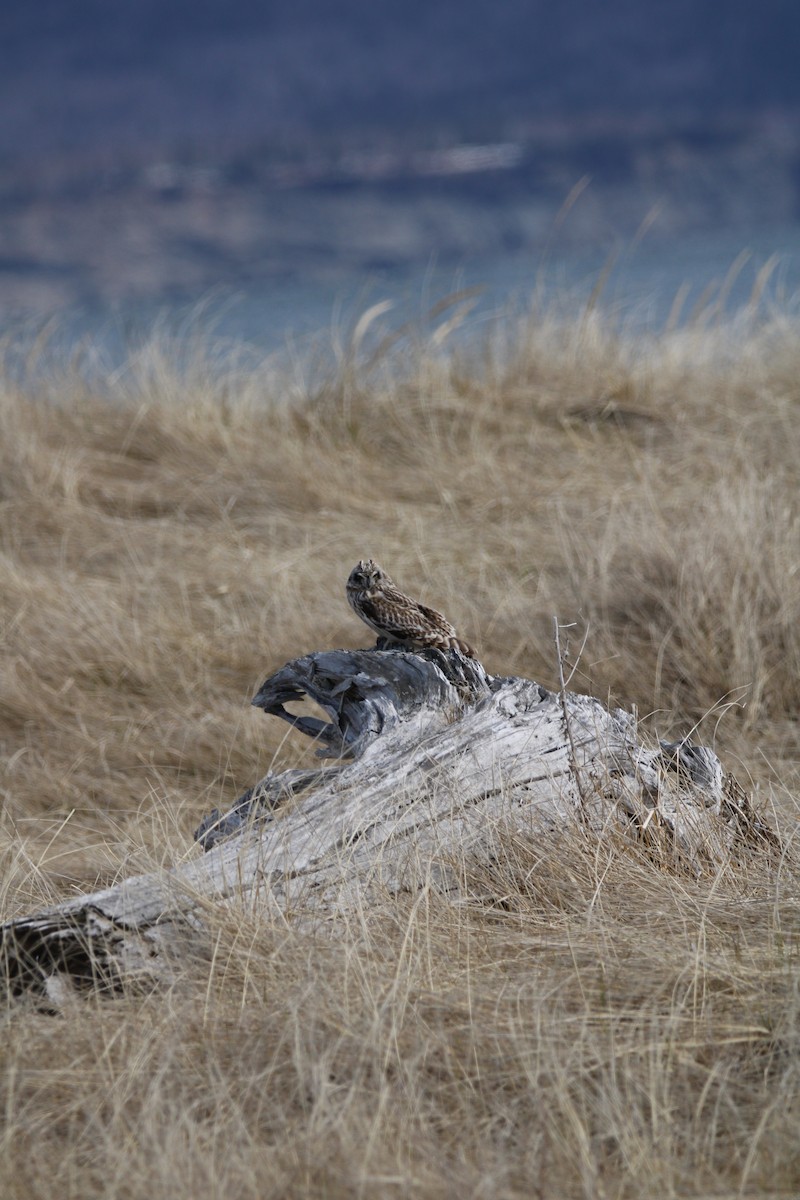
[417,602,476,656]
[415,601,455,636]
[357,595,424,639]
[359,595,441,643]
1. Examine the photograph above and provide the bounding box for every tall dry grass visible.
[1,294,799,1197]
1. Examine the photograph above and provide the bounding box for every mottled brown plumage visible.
[346,559,476,657]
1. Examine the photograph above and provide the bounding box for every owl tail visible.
[453,637,477,659]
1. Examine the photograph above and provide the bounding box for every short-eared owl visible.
[346,559,476,657]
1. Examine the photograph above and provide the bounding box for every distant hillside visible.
[2,0,799,166]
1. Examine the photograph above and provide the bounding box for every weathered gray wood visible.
[0,648,779,999]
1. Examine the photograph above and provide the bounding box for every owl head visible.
[347,559,389,592]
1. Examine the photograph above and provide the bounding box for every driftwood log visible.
[0,647,778,1000]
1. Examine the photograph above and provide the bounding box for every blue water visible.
[6,222,800,384]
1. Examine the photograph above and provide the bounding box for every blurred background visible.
[2,0,800,350]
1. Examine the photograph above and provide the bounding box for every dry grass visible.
[1,295,799,1197]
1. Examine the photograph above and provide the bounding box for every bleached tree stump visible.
[0,648,778,1000]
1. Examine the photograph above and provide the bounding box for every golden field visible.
[0,293,798,1198]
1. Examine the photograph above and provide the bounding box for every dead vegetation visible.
[0,294,799,1197]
